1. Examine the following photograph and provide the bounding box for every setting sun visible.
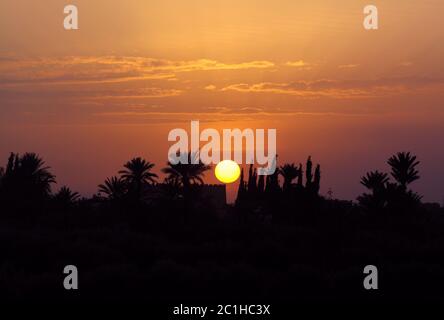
[215,160,241,184]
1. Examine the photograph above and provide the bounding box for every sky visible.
[1,0,444,203]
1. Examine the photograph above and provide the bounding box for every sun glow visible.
[215,160,241,184]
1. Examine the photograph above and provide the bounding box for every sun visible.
[215,160,241,184]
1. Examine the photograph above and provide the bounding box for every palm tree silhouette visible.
[0,152,56,208]
[279,163,299,192]
[54,186,80,204]
[54,186,80,208]
[360,171,389,194]
[119,157,158,202]
[162,153,211,220]
[98,176,127,201]
[359,171,389,210]
[17,153,56,196]
[162,152,210,195]
[387,152,420,190]
[359,153,422,211]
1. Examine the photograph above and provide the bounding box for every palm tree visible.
[387,152,420,189]
[360,171,389,195]
[98,176,127,201]
[279,163,299,192]
[162,153,211,220]
[119,157,158,201]
[359,171,389,210]
[359,154,422,212]
[53,186,80,207]
[162,152,210,194]
[406,189,423,203]
[0,153,55,208]
[17,153,56,197]
[54,186,80,203]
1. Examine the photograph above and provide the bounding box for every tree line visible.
[0,151,424,220]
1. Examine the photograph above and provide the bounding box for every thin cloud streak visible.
[0,56,275,87]
[220,77,444,98]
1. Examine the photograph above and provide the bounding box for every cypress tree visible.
[305,156,313,188]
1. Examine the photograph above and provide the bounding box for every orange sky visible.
[1,0,444,203]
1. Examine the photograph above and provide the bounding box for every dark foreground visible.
[2,203,444,311]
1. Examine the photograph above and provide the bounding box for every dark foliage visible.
[359,152,422,215]
[388,151,420,189]
[0,151,443,305]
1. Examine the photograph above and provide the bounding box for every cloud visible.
[285,60,313,70]
[220,77,444,98]
[0,56,275,87]
[338,64,359,69]
[90,88,183,99]
[204,84,217,91]
[91,105,353,125]
[221,81,366,98]
[286,60,307,67]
